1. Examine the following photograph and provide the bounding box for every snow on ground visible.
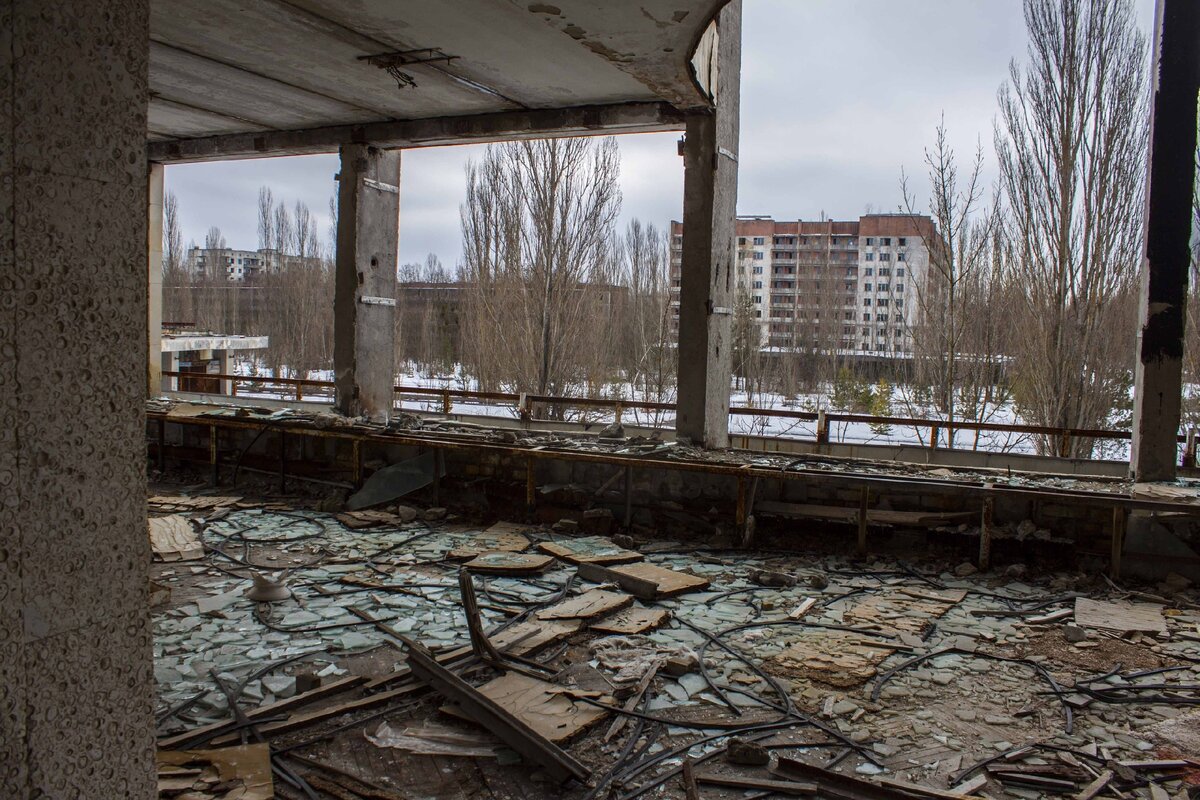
[228,358,1133,460]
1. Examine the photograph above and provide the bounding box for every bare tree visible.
[614,219,675,416]
[460,137,621,408]
[995,0,1148,456]
[900,120,1006,447]
[257,187,274,251]
[204,226,226,252]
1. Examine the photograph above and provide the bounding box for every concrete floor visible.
[149,477,1200,799]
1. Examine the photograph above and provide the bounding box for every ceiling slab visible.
[148,0,732,154]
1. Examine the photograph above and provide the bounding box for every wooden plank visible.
[1073,770,1112,800]
[1074,597,1167,635]
[537,589,632,621]
[157,675,366,749]
[696,772,816,796]
[447,522,531,560]
[211,684,424,745]
[575,561,659,600]
[472,672,609,743]
[589,607,669,635]
[605,562,710,599]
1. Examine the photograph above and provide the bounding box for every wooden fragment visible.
[211,684,424,745]
[682,759,702,800]
[1025,608,1073,625]
[538,589,632,620]
[789,597,817,619]
[461,551,553,575]
[538,536,643,565]
[491,618,583,655]
[604,561,710,598]
[575,561,659,600]
[1074,597,1167,635]
[589,607,669,635]
[447,522,531,560]
[157,675,366,749]
[406,646,589,783]
[696,772,817,796]
[157,743,273,800]
[950,773,988,797]
[1073,770,1113,800]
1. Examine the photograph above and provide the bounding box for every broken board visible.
[491,618,583,655]
[449,522,532,560]
[538,589,633,620]
[766,630,901,688]
[603,562,710,599]
[1074,597,1167,636]
[149,515,204,561]
[454,672,610,744]
[538,536,643,566]
[843,587,966,637]
[336,509,405,529]
[462,551,553,575]
[157,742,273,800]
[148,495,243,512]
[589,606,669,635]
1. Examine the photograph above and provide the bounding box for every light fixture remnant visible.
[358,48,459,91]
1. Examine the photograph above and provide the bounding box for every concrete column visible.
[333,144,401,420]
[149,162,164,396]
[1130,0,1200,482]
[1,1,155,796]
[675,1,742,448]
[219,349,232,395]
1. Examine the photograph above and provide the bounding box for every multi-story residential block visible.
[669,214,937,356]
[184,246,325,281]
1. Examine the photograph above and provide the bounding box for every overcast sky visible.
[165,0,1156,268]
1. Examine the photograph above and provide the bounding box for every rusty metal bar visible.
[857,487,869,557]
[980,496,995,571]
[352,439,362,488]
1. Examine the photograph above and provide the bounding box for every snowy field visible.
[226,359,1134,461]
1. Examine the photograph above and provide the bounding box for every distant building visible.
[669,214,938,356]
[185,246,323,281]
[159,327,269,395]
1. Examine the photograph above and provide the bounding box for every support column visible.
[676,1,742,449]
[1,1,155,796]
[1130,0,1200,481]
[333,144,401,420]
[148,162,164,397]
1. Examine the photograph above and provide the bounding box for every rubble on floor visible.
[150,485,1200,799]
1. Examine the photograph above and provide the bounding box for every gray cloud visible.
[166,0,1155,267]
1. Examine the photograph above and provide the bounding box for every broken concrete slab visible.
[538,536,643,566]
[1074,597,1167,636]
[150,515,204,561]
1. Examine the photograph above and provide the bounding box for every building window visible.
[879,253,891,261]
[752,296,762,303]
[881,237,891,246]
[877,298,889,307]
[895,299,903,308]
[753,252,764,260]
[865,253,875,262]
[844,312,853,321]
[865,237,875,246]
[897,252,906,262]
[753,281,763,289]
[753,237,765,245]
[862,313,871,322]
[753,266,763,274]
[897,268,905,277]
[755,311,762,318]
[864,283,872,291]
[738,237,747,245]
[896,283,904,292]
[878,284,889,292]
[878,268,890,276]
[898,237,907,246]
[877,313,889,322]
[863,298,871,306]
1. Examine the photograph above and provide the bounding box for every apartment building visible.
[669,214,937,356]
[184,246,326,281]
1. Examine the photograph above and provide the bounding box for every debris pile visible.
[150,486,1200,799]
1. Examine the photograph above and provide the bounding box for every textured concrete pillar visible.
[1131,0,1200,482]
[334,144,401,420]
[149,162,164,396]
[675,1,741,448]
[1,1,156,797]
